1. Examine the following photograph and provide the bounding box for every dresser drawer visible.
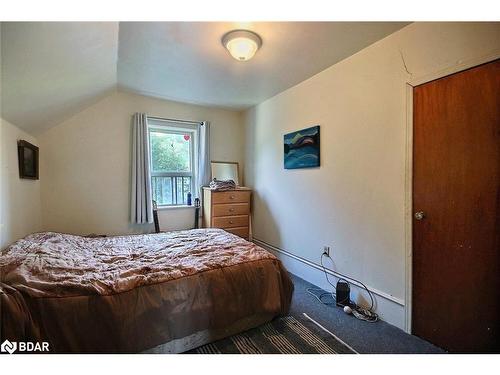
[211,190,250,204]
[212,215,249,229]
[225,226,249,239]
[212,203,249,217]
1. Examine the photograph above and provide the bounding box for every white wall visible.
[244,22,500,329]
[1,24,42,249]
[39,90,244,236]
[0,119,42,249]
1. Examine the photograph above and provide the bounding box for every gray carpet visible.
[289,273,445,353]
[187,273,444,354]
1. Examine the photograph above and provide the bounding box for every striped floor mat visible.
[187,315,356,354]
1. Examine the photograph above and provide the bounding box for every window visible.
[148,120,198,206]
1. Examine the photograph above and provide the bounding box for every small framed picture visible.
[284,125,320,169]
[17,140,39,180]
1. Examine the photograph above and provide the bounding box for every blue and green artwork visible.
[284,125,320,169]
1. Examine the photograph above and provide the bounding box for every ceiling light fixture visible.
[221,30,262,62]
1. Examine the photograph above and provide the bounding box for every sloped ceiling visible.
[1,22,409,134]
[1,22,119,134]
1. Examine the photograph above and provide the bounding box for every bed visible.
[0,228,293,353]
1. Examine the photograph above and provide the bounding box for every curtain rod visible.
[147,116,203,125]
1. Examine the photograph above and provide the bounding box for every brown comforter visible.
[0,229,293,353]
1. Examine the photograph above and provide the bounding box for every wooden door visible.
[412,60,500,353]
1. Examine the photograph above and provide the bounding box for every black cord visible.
[305,253,379,323]
[305,288,336,305]
[321,253,376,312]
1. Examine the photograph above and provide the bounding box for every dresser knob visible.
[229,220,234,224]
[229,208,235,212]
[229,195,235,200]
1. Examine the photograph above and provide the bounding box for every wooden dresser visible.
[202,187,251,240]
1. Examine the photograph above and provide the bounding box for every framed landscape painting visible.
[283,125,320,169]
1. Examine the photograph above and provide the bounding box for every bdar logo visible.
[0,340,49,354]
[1,340,17,354]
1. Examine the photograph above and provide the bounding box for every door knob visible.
[414,211,426,220]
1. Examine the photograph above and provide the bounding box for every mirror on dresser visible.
[210,161,240,185]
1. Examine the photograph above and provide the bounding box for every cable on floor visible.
[305,253,379,323]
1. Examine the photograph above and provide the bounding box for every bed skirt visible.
[1,259,293,353]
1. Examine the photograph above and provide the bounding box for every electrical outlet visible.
[323,246,330,257]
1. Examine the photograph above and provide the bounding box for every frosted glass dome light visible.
[222,30,262,62]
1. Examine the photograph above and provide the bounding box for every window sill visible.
[157,205,196,211]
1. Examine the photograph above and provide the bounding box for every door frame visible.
[403,51,500,334]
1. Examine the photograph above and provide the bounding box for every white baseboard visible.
[254,238,406,330]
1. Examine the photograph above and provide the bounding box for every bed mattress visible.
[0,229,293,353]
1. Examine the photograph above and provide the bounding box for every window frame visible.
[148,119,199,207]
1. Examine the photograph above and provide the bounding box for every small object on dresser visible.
[187,192,192,206]
[209,178,237,191]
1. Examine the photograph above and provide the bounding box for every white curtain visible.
[197,121,211,197]
[131,113,153,224]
